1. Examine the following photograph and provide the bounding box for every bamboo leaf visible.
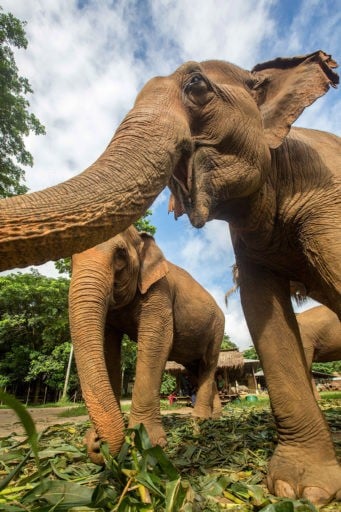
[142,445,179,481]
[165,478,193,512]
[0,391,41,490]
[135,471,165,498]
[0,392,39,460]
[22,480,93,508]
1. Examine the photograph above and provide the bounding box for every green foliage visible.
[312,361,341,375]
[0,391,40,490]
[26,342,77,391]
[3,397,340,509]
[134,210,156,235]
[160,372,176,395]
[0,270,75,400]
[243,346,259,360]
[121,335,137,375]
[54,257,72,276]
[221,334,238,350]
[0,7,45,198]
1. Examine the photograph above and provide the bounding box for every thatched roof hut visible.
[165,350,244,393]
[164,361,186,373]
[217,349,244,369]
[165,350,244,373]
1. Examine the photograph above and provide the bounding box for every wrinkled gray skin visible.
[69,226,224,464]
[298,305,341,367]
[297,305,341,399]
[166,55,341,505]
[0,50,340,505]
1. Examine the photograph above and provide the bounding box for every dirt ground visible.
[0,406,90,438]
[0,404,192,438]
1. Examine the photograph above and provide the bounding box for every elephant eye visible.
[189,75,202,85]
[114,247,127,271]
[185,74,208,94]
[184,73,212,106]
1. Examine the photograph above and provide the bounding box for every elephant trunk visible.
[0,77,190,271]
[69,247,124,458]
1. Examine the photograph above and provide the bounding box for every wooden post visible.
[252,364,258,393]
[62,344,74,400]
[25,384,31,406]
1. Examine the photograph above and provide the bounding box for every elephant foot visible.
[267,444,341,506]
[84,427,105,466]
[192,408,211,419]
[128,417,167,447]
[192,403,221,419]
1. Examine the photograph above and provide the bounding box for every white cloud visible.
[179,221,233,283]
[224,296,253,351]
[150,0,275,67]
[296,96,341,135]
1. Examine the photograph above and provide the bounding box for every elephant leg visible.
[193,315,224,418]
[128,281,173,447]
[193,363,222,419]
[240,265,341,506]
[193,374,222,419]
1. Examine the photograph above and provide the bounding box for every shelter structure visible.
[165,349,245,394]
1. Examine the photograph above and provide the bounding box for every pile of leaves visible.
[0,393,340,511]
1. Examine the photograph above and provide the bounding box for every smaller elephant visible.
[297,305,341,393]
[69,226,225,463]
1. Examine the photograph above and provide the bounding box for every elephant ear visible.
[138,233,169,294]
[251,50,339,148]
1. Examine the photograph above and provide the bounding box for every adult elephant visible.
[296,305,341,400]
[69,225,224,464]
[298,305,341,370]
[0,50,339,504]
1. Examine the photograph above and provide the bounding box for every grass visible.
[320,391,341,400]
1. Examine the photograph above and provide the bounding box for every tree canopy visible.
[242,346,259,360]
[0,270,75,402]
[221,334,238,350]
[0,7,45,198]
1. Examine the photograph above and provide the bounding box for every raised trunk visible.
[69,251,124,456]
[0,83,190,271]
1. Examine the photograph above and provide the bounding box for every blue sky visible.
[2,0,340,349]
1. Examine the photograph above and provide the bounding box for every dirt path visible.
[0,404,192,438]
[0,406,89,438]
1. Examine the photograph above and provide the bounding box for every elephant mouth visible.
[168,148,212,228]
[168,153,193,219]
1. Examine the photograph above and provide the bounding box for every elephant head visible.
[68,225,169,460]
[168,51,339,227]
[0,51,337,271]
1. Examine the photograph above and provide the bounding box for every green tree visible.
[26,342,78,392]
[221,334,238,350]
[160,373,176,395]
[121,335,137,387]
[243,346,259,359]
[0,7,45,198]
[0,270,73,402]
[134,212,156,235]
[312,361,341,375]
